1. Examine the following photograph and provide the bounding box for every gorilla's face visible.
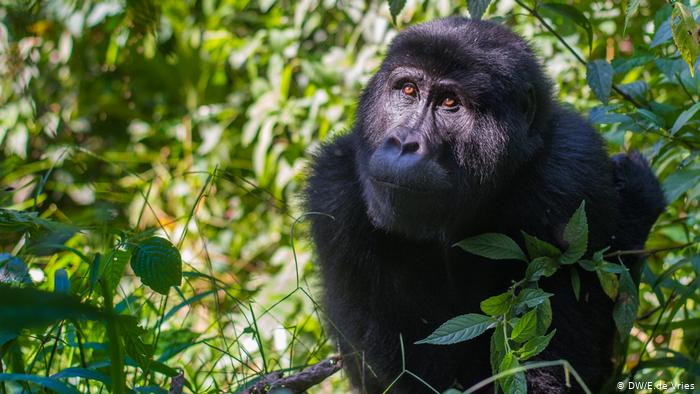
[354,18,550,241]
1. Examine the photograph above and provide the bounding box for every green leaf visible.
[0,373,81,394]
[490,325,506,375]
[51,367,112,385]
[518,329,556,361]
[623,0,640,35]
[578,259,597,272]
[560,201,588,264]
[570,268,581,301]
[498,353,527,394]
[613,268,639,337]
[511,309,537,343]
[481,291,513,316]
[596,270,619,300]
[670,3,700,76]
[468,0,492,20]
[541,3,592,52]
[526,256,559,282]
[454,233,527,262]
[663,168,700,203]
[0,285,104,331]
[130,237,182,295]
[415,313,496,345]
[586,60,613,104]
[515,288,553,309]
[105,249,131,296]
[522,232,561,259]
[388,0,406,24]
[117,315,155,371]
[535,298,553,336]
[671,101,700,135]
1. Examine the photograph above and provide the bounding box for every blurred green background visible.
[1,0,699,392]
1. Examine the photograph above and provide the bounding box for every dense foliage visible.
[0,0,699,393]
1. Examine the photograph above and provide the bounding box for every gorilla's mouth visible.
[369,177,443,194]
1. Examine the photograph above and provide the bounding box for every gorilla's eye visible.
[441,96,459,108]
[401,82,418,97]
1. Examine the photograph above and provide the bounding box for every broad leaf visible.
[586,60,613,104]
[0,374,80,394]
[623,0,641,34]
[522,231,561,259]
[515,288,553,309]
[670,3,700,76]
[613,269,639,337]
[455,233,527,262]
[490,325,506,375]
[415,313,496,345]
[481,291,513,316]
[518,330,556,361]
[597,270,619,300]
[511,309,538,343]
[0,285,103,331]
[498,353,527,394]
[526,256,559,282]
[535,298,553,336]
[468,0,492,20]
[130,237,182,295]
[104,249,132,296]
[670,101,700,135]
[663,168,700,203]
[560,201,588,264]
[388,0,406,24]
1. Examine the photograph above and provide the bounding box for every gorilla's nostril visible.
[387,136,402,149]
[402,141,420,154]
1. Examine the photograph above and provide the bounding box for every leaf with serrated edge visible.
[130,237,182,295]
[515,288,553,309]
[455,233,527,262]
[415,314,496,345]
[511,309,538,343]
[614,269,639,336]
[586,60,613,104]
[522,231,561,259]
[518,330,556,361]
[498,353,527,394]
[670,3,700,76]
[481,291,513,316]
[560,201,588,264]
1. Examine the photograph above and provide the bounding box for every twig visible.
[603,242,695,259]
[513,0,645,109]
[242,356,342,394]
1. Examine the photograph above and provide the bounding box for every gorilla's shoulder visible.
[304,132,363,217]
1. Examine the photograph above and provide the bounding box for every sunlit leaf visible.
[670,3,700,76]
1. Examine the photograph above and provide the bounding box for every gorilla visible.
[305,17,665,393]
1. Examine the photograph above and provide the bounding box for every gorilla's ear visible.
[522,83,537,132]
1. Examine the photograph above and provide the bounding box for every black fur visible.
[305,18,665,393]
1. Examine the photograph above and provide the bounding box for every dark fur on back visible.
[305,17,665,393]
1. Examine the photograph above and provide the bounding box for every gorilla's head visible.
[354,18,553,241]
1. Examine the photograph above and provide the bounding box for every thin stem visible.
[513,0,645,109]
[603,242,695,259]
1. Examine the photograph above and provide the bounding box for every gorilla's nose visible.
[380,128,429,160]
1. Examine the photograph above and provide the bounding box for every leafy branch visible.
[416,201,640,393]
